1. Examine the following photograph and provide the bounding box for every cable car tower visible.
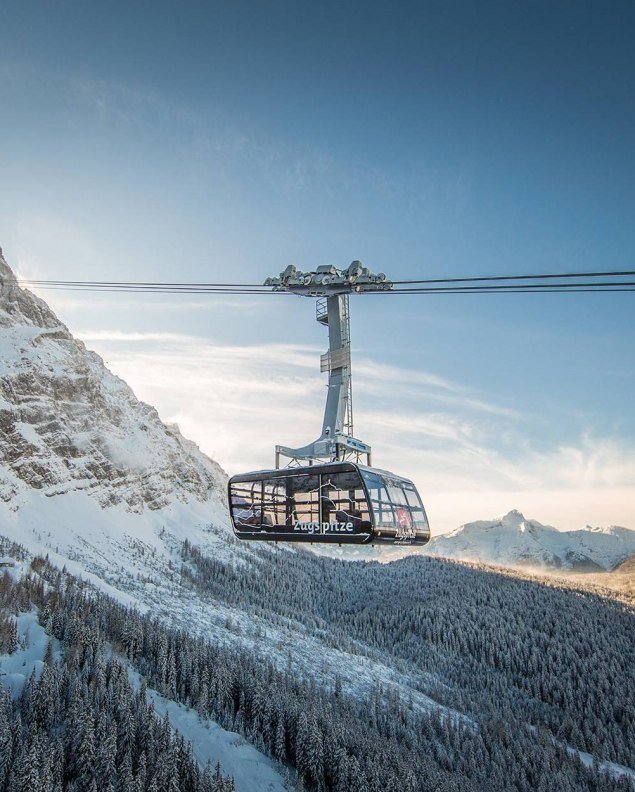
[229,261,429,546]
[264,261,392,469]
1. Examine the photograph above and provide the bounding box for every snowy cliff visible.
[0,248,230,569]
[0,249,226,511]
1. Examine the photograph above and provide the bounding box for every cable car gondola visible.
[228,263,431,547]
[229,461,430,545]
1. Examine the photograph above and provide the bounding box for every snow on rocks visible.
[0,248,227,514]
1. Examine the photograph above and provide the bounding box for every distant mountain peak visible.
[504,508,525,519]
[500,509,527,529]
[425,510,635,571]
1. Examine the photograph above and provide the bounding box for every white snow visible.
[571,745,635,784]
[127,667,289,792]
[528,726,635,784]
[0,610,61,699]
[423,509,635,570]
[0,485,231,609]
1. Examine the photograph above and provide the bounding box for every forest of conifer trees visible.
[0,535,633,791]
[179,540,635,771]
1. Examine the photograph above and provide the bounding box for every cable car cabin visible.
[228,462,430,546]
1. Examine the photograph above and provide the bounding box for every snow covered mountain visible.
[424,509,635,571]
[0,248,225,509]
[0,247,232,572]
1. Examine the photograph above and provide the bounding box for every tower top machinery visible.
[264,261,392,468]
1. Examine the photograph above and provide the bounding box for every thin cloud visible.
[39,295,265,313]
[354,358,520,418]
[355,359,458,392]
[78,330,202,343]
[72,331,635,533]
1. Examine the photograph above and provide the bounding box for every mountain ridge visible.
[424,508,635,571]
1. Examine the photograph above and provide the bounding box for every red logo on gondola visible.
[396,508,410,528]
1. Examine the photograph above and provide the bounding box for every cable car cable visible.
[386,280,635,293]
[31,279,635,291]
[365,287,635,294]
[390,269,635,285]
[23,285,290,295]
[24,284,635,295]
[12,272,635,296]
[15,279,268,288]
[15,268,635,291]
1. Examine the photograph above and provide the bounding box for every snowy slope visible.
[0,609,287,792]
[424,509,635,571]
[127,667,288,792]
[0,610,62,699]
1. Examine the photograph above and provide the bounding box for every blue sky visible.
[1,0,633,531]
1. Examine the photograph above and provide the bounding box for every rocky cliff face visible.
[0,249,226,513]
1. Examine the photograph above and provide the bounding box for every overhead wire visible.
[391,269,635,285]
[17,280,267,288]
[17,269,635,288]
[21,284,635,295]
[364,287,635,294]
[11,271,635,296]
[27,286,282,295]
[372,280,635,293]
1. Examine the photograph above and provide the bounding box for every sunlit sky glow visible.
[1,1,633,533]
